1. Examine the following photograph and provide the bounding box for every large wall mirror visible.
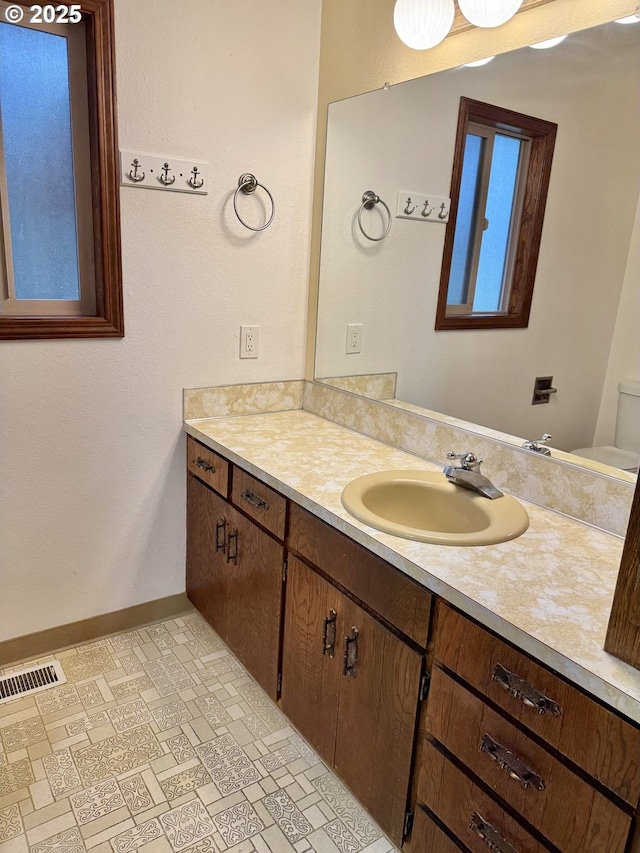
[314,20,639,482]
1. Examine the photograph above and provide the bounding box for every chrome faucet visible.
[522,433,552,455]
[443,451,504,500]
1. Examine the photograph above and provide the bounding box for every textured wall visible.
[0,0,321,641]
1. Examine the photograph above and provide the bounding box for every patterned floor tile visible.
[160,800,216,852]
[30,826,86,853]
[310,776,379,846]
[324,821,361,853]
[77,683,104,710]
[242,717,268,740]
[1,716,47,752]
[43,748,82,797]
[70,779,126,825]
[118,656,143,676]
[197,662,230,683]
[74,725,163,787]
[118,774,153,815]
[193,697,231,728]
[63,650,115,683]
[67,713,111,736]
[109,632,144,652]
[151,702,192,732]
[195,734,260,795]
[166,735,196,764]
[212,803,264,848]
[287,737,319,768]
[0,804,23,842]
[159,764,211,800]
[143,657,194,698]
[0,757,35,795]
[236,686,285,733]
[146,626,176,651]
[108,700,153,733]
[180,839,218,853]
[261,792,312,843]
[111,819,163,853]
[35,685,81,715]
[111,677,155,701]
[259,747,301,774]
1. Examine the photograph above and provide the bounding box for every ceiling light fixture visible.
[393,0,455,50]
[457,0,523,28]
[529,34,568,49]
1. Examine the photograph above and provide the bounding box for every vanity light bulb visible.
[614,14,640,23]
[529,34,568,49]
[464,55,495,66]
[457,0,523,28]
[393,0,455,50]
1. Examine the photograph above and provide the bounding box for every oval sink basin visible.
[341,470,529,546]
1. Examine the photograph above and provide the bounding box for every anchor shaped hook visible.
[438,202,448,220]
[158,162,176,186]
[404,197,416,215]
[188,166,204,190]
[421,199,433,217]
[128,158,145,183]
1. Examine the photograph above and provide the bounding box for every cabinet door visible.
[186,474,229,638]
[281,555,343,766]
[222,502,284,701]
[334,597,423,846]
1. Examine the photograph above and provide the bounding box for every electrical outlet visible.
[346,324,362,354]
[240,325,259,359]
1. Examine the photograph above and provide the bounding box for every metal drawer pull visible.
[343,627,359,677]
[480,733,545,791]
[215,518,226,552]
[469,811,518,853]
[323,609,337,657]
[194,457,215,473]
[241,489,269,511]
[226,528,238,564]
[492,664,562,717]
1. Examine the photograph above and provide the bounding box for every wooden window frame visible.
[0,0,123,341]
[435,97,557,332]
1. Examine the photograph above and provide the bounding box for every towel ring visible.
[357,191,391,242]
[233,173,275,231]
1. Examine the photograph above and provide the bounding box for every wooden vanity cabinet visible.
[186,439,285,700]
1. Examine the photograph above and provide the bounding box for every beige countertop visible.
[184,408,640,723]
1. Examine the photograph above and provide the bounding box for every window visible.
[435,98,557,331]
[0,0,122,340]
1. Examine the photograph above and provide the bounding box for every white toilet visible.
[572,380,640,473]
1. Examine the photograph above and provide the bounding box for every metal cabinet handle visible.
[194,457,215,473]
[215,517,226,552]
[241,489,269,511]
[492,664,562,717]
[226,528,238,564]
[323,609,337,657]
[343,627,359,677]
[469,812,518,853]
[480,733,545,791]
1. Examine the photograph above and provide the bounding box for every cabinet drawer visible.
[427,667,631,853]
[434,601,640,806]
[288,503,432,646]
[231,467,287,541]
[412,805,466,853]
[187,436,229,497]
[418,738,553,853]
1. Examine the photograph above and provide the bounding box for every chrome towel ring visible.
[357,190,391,242]
[233,173,275,231]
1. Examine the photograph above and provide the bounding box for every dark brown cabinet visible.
[282,554,423,845]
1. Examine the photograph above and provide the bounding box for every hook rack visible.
[233,173,275,231]
[357,190,392,242]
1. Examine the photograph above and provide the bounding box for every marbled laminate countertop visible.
[184,409,640,722]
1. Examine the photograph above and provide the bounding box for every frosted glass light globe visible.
[393,0,455,50]
[458,0,523,28]
[529,35,567,49]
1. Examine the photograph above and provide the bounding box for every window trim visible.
[0,0,123,341]
[435,97,557,332]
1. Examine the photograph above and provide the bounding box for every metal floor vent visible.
[0,660,66,705]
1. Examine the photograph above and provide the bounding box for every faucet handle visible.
[522,433,552,451]
[446,451,481,471]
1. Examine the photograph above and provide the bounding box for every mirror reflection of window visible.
[435,98,557,331]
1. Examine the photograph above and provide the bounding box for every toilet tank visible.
[616,380,640,455]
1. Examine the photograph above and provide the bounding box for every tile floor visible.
[0,611,397,853]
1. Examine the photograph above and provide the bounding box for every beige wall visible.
[0,0,321,642]
[306,0,640,375]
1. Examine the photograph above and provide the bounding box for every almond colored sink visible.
[341,470,529,546]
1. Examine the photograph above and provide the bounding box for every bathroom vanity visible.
[184,407,640,853]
